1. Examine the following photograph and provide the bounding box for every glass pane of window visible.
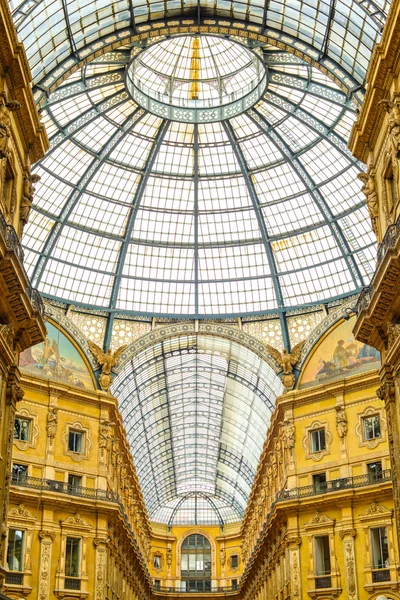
[314,536,331,575]
[65,538,80,576]
[68,431,83,453]
[371,527,389,569]
[13,418,31,441]
[364,416,381,440]
[7,529,24,571]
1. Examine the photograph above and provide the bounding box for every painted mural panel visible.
[19,322,94,389]
[299,317,380,389]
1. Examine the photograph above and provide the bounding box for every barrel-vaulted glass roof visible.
[111,335,282,524]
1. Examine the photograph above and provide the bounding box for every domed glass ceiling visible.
[127,36,266,121]
[21,35,376,320]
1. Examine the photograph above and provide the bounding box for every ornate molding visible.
[354,405,387,449]
[61,513,92,530]
[8,504,36,522]
[13,406,40,451]
[302,420,332,461]
[61,420,92,462]
[304,512,336,529]
[359,501,393,520]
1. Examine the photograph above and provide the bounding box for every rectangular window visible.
[367,461,383,482]
[313,473,327,493]
[67,474,82,493]
[7,529,24,571]
[314,535,331,576]
[12,464,28,483]
[371,527,389,569]
[364,416,381,440]
[231,579,238,590]
[13,418,31,442]
[311,429,326,452]
[65,538,80,577]
[153,555,161,570]
[231,554,238,569]
[68,431,83,453]
[154,580,161,591]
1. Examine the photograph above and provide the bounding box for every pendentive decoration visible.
[264,341,305,392]
[88,341,128,391]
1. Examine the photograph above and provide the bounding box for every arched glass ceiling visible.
[21,39,376,321]
[9,0,388,93]
[111,335,282,524]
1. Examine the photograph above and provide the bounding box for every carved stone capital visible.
[339,528,356,539]
[94,537,109,547]
[39,530,56,541]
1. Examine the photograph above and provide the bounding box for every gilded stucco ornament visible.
[46,406,58,443]
[357,171,379,236]
[0,93,20,159]
[379,97,400,163]
[20,168,40,230]
[88,340,128,390]
[264,340,305,391]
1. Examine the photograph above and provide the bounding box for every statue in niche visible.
[379,97,400,162]
[99,418,114,454]
[0,94,20,159]
[357,172,379,236]
[46,406,58,442]
[264,340,305,391]
[20,169,40,229]
[87,341,128,390]
[335,405,348,438]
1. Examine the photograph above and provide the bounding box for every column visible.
[340,529,357,599]
[38,530,56,600]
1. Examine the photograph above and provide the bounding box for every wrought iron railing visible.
[11,473,118,500]
[372,568,391,582]
[155,586,237,594]
[315,575,332,589]
[276,470,392,500]
[5,572,24,585]
[65,578,81,590]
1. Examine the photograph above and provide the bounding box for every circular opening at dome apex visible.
[126,35,267,123]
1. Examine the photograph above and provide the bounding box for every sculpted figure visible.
[20,169,40,227]
[281,419,295,454]
[46,406,58,441]
[0,95,20,159]
[335,405,348,438]
[357,172,379,235]
[265,340,305,391]
[88,340,128,390]
[99,418,114,451]
[379,98,400,161]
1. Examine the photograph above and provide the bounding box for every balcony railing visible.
[155,586,237,594]
[276,470,391,501]
[315,575,332,589]
[65,578,81,590]
[372,568,391,582]
[5,572,24,585]
[11,474,118,500]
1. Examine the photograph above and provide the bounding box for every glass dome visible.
[126,36,266,122]
[21,36,375,320]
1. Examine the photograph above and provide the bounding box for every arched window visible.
[181,534,211,592]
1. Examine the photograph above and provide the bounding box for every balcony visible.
[0,211,45,350]
[276,470,392,501]
[154,586,238,595]
[65,578,81,590]
[354,211,400,347]
[315,575,332,589]
[5,572,23,585]
[371,568,391,582]
[11,474,117,501]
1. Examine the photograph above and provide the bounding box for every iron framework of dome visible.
[9,0,390,525]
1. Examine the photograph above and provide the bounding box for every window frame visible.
[65,537,81,578]
[68,430,84,454]
[6,528,25,572]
